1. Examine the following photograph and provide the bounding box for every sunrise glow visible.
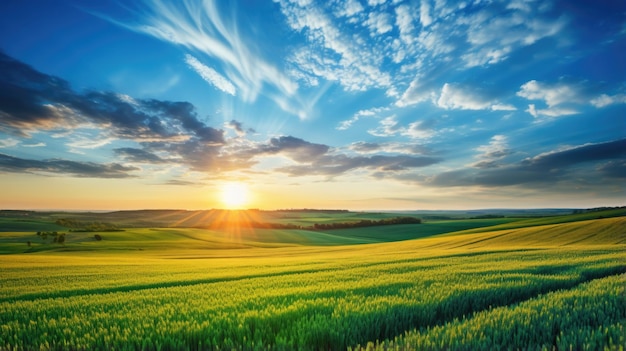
[219,182,250,209]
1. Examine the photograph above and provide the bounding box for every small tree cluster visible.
[36,231,66,244]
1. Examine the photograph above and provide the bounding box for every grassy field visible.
[0,209,624,350]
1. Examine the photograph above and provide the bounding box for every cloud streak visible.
[102,0,302,116]
[428,138,626,187]
[185,54,236,96]
[276,154,441,177]
[0,153,139,178]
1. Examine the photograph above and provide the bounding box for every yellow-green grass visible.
[0,217,66,232]
[446,207,626,236]
[0,217,624,350]
[321,218,522,242]
[2,216,624,257]
[0,226,381,255]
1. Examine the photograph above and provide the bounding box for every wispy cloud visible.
[114,148,167,164]
[185,54,236,96]
[276,153,440,177]
[349,141,432,155]
[337,106,389,130]
[99,0,300,114]
[23,142,46,148]
[368,116,437,141]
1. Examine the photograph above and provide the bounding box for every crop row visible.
[353,274,625,351]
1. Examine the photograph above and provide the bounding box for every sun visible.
[219,182,250,209]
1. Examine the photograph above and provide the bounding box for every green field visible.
[0,209,625,350]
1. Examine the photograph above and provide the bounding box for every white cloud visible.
[517,80,582,107]
[491,103,517,111]
[526,104,579,118]
[459,9,567,69]
[395,4,415,44]
[23,142,46,148]
[471,134,512,168]
[396,78,437,107]
[438,83,493,110]
[367,116,436,140]
[476,135,509,158]
[336,0,363,17]
[278,1,392,93]
[0,138,19,148]
[349,141,431,155]
[368,115,400,137]
[438,84,510,111]
[591,93,626,108]
[67,135,115,151]
[274,0,571,110]
[420,0,433,27]
[506,0,532,13]
[402,120,436,140]
[462,46,512,67]
[526,104,538,117]
[337,106,388,130]
[185,54,236,96]
[434,83,518,111]
[365,11,393,35]
[368,0,387,6]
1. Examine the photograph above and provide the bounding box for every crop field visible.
[0,210,625,350]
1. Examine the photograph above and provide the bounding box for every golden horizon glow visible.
[219,182,250,209]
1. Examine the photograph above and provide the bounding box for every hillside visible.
[1,210,623,255]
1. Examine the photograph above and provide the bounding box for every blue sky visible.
[0,0,624,210]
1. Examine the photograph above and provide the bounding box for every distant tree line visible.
[469,214,505,219]
[200,216,422,231]
[276,209,350,213]
[572,206,626,214]
[55,219,124,232]
[311,217,422,230]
